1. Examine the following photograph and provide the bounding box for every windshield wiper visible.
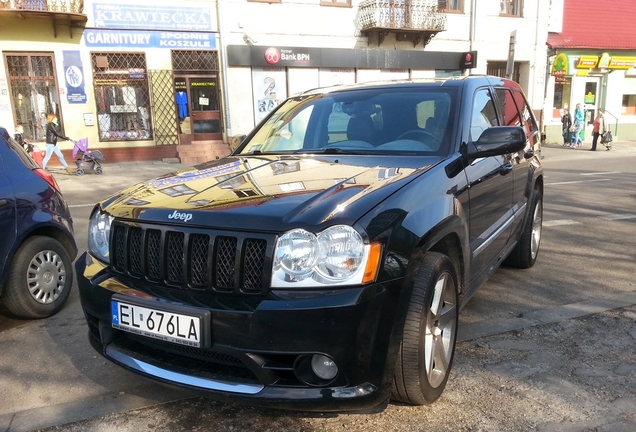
[293,148,346,154]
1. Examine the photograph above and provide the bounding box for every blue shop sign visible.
[92,3,213,31]
[84,30,217,49]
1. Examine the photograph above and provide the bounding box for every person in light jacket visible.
[42,114,73,174]
[572,103,585,148]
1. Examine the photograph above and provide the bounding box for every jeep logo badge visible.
[168,210,193,222]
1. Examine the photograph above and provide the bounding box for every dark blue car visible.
[0,127,77,319]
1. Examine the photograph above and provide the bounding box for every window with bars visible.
[91,52,152,142]
[500,0,522,16]
[487,61,521,83]
[4,53,62,141]
[171,50,219,72]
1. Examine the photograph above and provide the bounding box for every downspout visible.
[535,0,546,152]
[217,0,232,141]
[469,0,476,53]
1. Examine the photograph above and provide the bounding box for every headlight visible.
[275,229,319,279]
[88,208,113,263]
[272,225,377,287]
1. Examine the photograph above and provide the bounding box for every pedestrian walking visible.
[572,103,585,148]
[561,107,572,146]
[42,114,73,174]
[590,109,607,151]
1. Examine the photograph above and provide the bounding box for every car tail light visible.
[33,168,61,192]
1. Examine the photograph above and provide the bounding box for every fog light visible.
[311,354,338,380]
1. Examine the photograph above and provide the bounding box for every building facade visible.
[1,0,551,164]
[544,0,636,144]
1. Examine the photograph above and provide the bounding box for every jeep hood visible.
[101,155,438,232]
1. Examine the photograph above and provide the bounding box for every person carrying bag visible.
[598,110,612,150]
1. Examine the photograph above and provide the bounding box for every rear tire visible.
[392,252,458,405]
[2,236,73,319]
[76,168,85,176]
[504,189,543,269]
[95,167,103,175]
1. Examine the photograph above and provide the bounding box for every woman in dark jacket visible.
[561,107,572,146]
[42,114,73,174]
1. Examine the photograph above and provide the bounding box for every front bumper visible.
[76,252,403,413]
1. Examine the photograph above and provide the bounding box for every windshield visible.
[238,87,457,156]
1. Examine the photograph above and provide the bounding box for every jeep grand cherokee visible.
[76,76,543,413]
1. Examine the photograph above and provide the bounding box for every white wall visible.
[220,0,551,134]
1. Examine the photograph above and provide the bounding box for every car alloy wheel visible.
[3,236,73,318]
[392,252,458,405]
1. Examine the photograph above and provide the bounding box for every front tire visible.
[2,236,73,319]
[392,252,459,405]
[504,189,543,269]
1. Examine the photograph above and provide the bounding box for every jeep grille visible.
[111,221,271,294]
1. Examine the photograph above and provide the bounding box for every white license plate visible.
[111,300,202,347]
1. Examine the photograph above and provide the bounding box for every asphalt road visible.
[1,142,635,432]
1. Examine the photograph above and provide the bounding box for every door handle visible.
[499,163,514,175]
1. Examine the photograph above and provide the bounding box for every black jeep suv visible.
[77,76,543,413]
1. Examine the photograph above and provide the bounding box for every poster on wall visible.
[62,51,87,104]
[252,67,287,123]
[319,68,355,87]
[287,68,319,96]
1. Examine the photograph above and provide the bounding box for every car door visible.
[0,153,17,280]
[464,87,514,281]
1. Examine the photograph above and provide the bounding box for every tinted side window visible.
[470,88,499,141]
[512,90,539,135]
[495,88,522,127]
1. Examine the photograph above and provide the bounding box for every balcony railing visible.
[0,0,84,14]
[358,0,446,46]
[0,0,86,37]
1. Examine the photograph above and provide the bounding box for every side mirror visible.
[230,134,246,152]
[466,126,526,159]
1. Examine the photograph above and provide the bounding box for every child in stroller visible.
[73,138,105,175]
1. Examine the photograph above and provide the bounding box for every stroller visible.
[73,138,105,175]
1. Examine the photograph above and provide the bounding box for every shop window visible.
[4,53,62,141]
[435,70,462,78]
[438,0,463,12]
[622,77,636,116]
[500,0,523,16]
[622,95,636,116]
[91,52,152,142]
[320,0,351,6]
[553,76,571,118]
